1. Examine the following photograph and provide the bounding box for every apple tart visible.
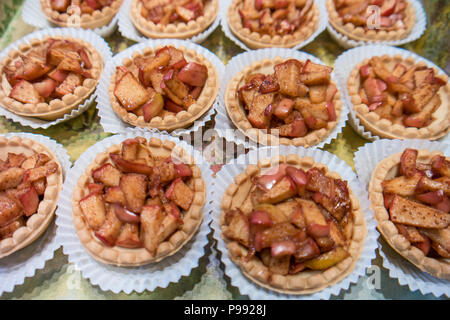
[130,0,219,39]
[369,148,450,279]
[0,136,63,259]
[40,0,123,29]
[0,36,103,121]
[227,0,320,49]
[220,155,366,294]
[348,54,449,140]
[72,137,206,266]
[225,57,342,147]
[109,45,219,131]
[326,0,415,42]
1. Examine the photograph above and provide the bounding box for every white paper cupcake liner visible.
[220,0,328,51]
[326,0,426,48]
[21,0,121,37]
[95,38,224,137]
[354,139,450,298]
[210,146,378,299]
[55,129,214,294]
[333,45,449,142]
[0,27,113,129]
[117,0,220,43]
[216,48,348,150]
[0,132,71,296]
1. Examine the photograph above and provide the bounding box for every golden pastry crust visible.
[227,0,320,49]
[130,0,219,39]
[368,150,450,279]
[219,154,367,294]
[40,0,123,29]
[71,137,206,267]
[108,45,219,132]
[0,36,103,121]
[326,0,415,42]
[347,54,450,140]
[224,57,342,147]
[0,136,63,259]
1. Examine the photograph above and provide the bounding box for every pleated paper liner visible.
[55,129,214,293]
[211,146,378,299]
[0,132,71,295]
[354,139,450,297]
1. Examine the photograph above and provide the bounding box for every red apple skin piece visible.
[33,78,58,98]
[18,186,39,216]
[142,93,164,122]
[326,84,337,102]
[250,210,273,227]
[383,193,395,209]
[50,0,70,12]
[190,86,203,99]
[326,101,337,121]
[289,118,308,137]
[273,98,294,119]
[85,0,101,10]
[255,164,288,191]
[87,183,103,194]
[177,62,208,87]
[286,166,308,188]
[380,0,397,16]
[165,99,184,113]
[271,240,296,257]
[48,69,68,82]
[173,162,192,178]
[434,197,450,213]
[79,48,92,69]
[416,190,445,205]
[415,236,431,256]
[306,222,330,238]
[109,153,153,175]
[112,203,140,224]
[359,64,372,79]
[400,148,418,178]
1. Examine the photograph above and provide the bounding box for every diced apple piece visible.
[112,203,140,224]
[247,92,274,129]
[253,203,287,223]
[250,210,273,227]
[0,167,25,191]
[50,0,70,12]
[9,80,43,104]
[104,186,126,205]
[48,68,68,82]
[54,73,82,98]
[87,183,103,194]
[92,163,121,187]
[95,206,123,246]
[274,59,307,97]
[110,153,153,175]
[223,209,250,246]
[417,190,445,205]
[114,72,150,111]
[273,98,294,119]
[166,178,194,211]
[389,195,450,229]
[0,216,24,239]
[299,71,330,86]
[296,199,328,228]
[142,92,164,122]
[120,173,148,214]
[271,240,296,257]
[79,193,106,231]
[165,98,184,113]
[0,193,23,228]
[415,176,450,196]
[304,246,349,270]
[23,162,58,183]
[253,222,299,251]
[17,186,39,217]
[6,153,26,168]
[381,173,422,197]
[33,78,58,98]
[309,85,327,103]
[257,176,296,204]
[33,178,47,196]
[177,62,208,87]
[116,223,141,248]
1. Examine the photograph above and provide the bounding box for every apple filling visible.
[50,0,114,15]
[0,152,59,240]
[334,0,408,30]
[113,46,208,123]
[3,38,94,105]
[237,0,314,36]
[358,56,446,128]
[77,137,196,254]
[237,59,337,138]
[382,148,450,258]
[139,0,210,25]
[223,163,354,275]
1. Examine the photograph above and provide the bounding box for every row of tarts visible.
[0,1,448,298]
[0,133,449,296]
